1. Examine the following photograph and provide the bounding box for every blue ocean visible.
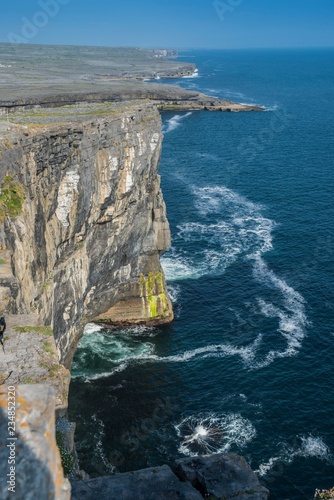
[68,49,334,499]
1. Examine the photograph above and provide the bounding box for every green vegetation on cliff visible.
[56,431,76,476]
[14,325,53,336]
[0,175,25,220]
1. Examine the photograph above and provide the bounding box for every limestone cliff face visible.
[0,103,173,367]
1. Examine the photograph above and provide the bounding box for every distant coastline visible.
[0,44,263,113]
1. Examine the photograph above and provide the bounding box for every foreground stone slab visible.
[173,453,269,500]
[0,384,70,500]
[71,464,203,500]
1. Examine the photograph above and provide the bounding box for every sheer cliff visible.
[0,102,173,368]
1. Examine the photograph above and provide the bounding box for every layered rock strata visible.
[0,86,264,114]
[0,102,173,368]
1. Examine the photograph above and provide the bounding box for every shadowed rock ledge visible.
[71,453,269,500]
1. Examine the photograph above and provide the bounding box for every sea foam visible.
[175,412,256,456]
[256,435,332,477]
[161,183,308,369]
[182,69,199,79]
[162,112,192,134]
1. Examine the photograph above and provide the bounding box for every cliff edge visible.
[0,101,173,368]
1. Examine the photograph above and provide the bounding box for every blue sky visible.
[1,0,334,49]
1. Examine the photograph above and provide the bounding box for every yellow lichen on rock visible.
[141,271,170,319]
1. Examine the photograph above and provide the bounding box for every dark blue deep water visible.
[68,49,334,499]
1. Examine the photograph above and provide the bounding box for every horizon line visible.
[0,41,334,51]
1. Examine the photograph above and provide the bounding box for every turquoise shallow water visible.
[69,49,334,499]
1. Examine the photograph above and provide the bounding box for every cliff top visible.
[0,44,196,106]
[0,100,154,126]
[0,43,263,112]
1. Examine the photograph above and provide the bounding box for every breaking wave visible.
[161,184,308,368]
[175,412,256,456]
[256,435,332,477]
[75,184,309,375]
[71,324,158,382]
[163,112,193,134]
[182,69,199,78]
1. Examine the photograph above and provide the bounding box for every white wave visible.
[194,185,263,215]
[161,183,308,369]
[76,327,263,375]
[76,183,308,376]
[256,435,332,477]
[239,101,258,107]
[264,104,280,112]
[256,456,283,476]
[167,284,181,304]
[91,414,116,473]
[250,256,308,368]
[138,335,262,367]
[298,436,331,461]
[71,328,157,381]
[182,69,199,79]
[161,254,200,281]
[175,412,256,456]
[162,186,274,282]
[162,112,192,134]
[114,324,159,337]
[83,322,104,335]
[73,362,129,382]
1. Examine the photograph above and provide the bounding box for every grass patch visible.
[42,341,54,354]
[14,325,53,336]
[0,258,5,265]
[0,175,25,221]
[22,376,34,384]
[39,361,61,377]
[48,364,61,377]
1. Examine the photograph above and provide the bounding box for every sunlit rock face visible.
[0,103,173,367]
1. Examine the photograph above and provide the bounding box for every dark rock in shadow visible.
[173,453,269,499]
[71,464,202,500]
